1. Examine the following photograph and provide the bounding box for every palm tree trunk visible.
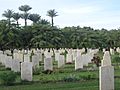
[8,18,10,30]
[25,19,27,29]
[17,20,19,27]
[51,17,53,27]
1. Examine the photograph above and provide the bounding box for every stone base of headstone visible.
[99,66,114,90]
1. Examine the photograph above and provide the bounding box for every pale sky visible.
[0,0,120,30]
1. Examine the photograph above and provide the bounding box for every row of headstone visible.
[0,48,99,82]
[0,53,21,72]
[0,49,115,90]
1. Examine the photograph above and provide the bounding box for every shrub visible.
[6,68,11,70]
[79,73,96,80]
[112,54,120,63]
[0,71,17,85]
[42,70,53,74]
[33,66,41,75]
[21,80,33,85]
[112,54,120,68]
[63,74,79,82]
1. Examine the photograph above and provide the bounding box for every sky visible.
[0,0,120,30]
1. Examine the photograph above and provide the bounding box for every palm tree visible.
[19,5,32,27]
[47,9,58,27]
[2,9,14,30]
[12,13,21,27]
[28,14,41,24]
[19,5,32,13]
[20,13,29,27]
[38,19,50,25]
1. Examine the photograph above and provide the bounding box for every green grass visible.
[0,79,120,90]
[0,80,99,90]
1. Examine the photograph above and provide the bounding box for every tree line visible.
[0,5,120,51]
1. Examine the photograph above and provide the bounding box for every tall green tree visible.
[20,13,29,27]
[2,9,14,30]
[0,20,8,50]
[18,5,32,13]
[12,13,21,27]
[19,5,32,27]
[47,9,58,27]
[38,19,50,25]
[28,14,41,24]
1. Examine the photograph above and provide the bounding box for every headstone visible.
[110,48,114,55]
[44,51,52,58]
[58,55,65,68]
[5,56,12,69]
[103,49,105,52]
[101,51,111,66]
[116,47,120,53]
[76,49,81,57]
[82,54,88,66]
[86,53,93,63]
[99,66,114,90]
[11,59,20,72]
[24,54,30,62]
[55,50,60,61]
[75,55,83,70]
[14,53,19,60]
[32,54,39,69]
[0,54,6,65]
[17,50,24,62]
[4,50,11,55]
[99,51,114,90]
[72,49,77,61]
[36,52,42,62]
[21,62,32,81]
[66,50,73,64]
[44,58,53,71]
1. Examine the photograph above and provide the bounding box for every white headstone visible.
[66,50,73,64]
[110,48,114,55]
[44,58,53,71]
[72,49,77,61]
[58,55,65,68]
[36,52,42,62]
[24,54,30,62]
[116,47,120,53]
[14,53,19,60]
[5,50,11,55]
[0,54,6,65]
[82,54,88,66]
[5,56,12,69]
[75,55,83,70]
[11,59,20,72]
[32,54,39,69]
[99,66,114,90]
[44,51,52,58]
[21,62,32,81]
[55,50,60,61]
[103,49,105,52]
[101,51,111,66]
